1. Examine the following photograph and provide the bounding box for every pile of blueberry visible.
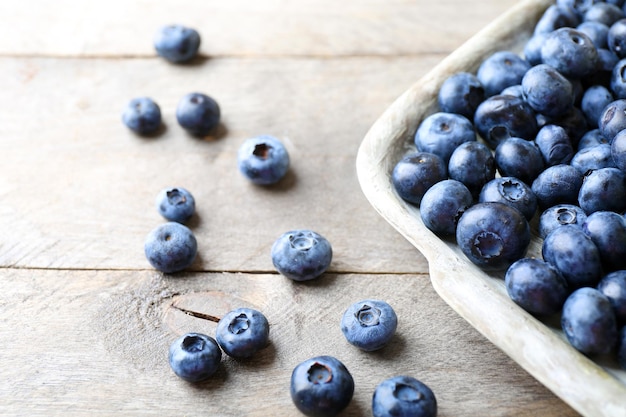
[393,0,626,368]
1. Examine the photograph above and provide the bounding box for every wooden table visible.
[0,1,580,416]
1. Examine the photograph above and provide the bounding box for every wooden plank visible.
[0,268,577,416]
[0,56,433,272]
[0,0,517,57]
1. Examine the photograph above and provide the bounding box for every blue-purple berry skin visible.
[341,299,398,351]
[581,85,613,127]
[271,229,332,281]
[478,177,537,221]
[521,64,574,118]
[122,97,162,135]
[540,28,599,79]
[610,58,626,98]
[570,144,616,174]
[578,167,626,214]
[448,141,495,198]
[144,222,197,273]
[611,127,626,170]
[290,356,354,417]
[413,112,476,164]
[476,51,531,97]
[608,18,626,58]
[176,92,221,136]
[154,25,201,63]
[538,204,588,239]
[372,376,437,417]
[437,72,485,119]
[168,333,221,382]
[216,308,270,358]
[599,99,626,141]
[420,179,472,236]
[578,128,609,150]
[561,287,618,356]
[531,164,583,210]
[156,187,195,223]
[582,210,626,272]
[597,270,626,324]
[237,135,290,185]
[473,94,539,147]
[534,124,575,167]
[534,4,580,36]
[392,152,447,205]
[577,21,610,49]
[584,3,624,27]
[542,224,603,289]
[494,138,545,185]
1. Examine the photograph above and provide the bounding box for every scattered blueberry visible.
[531,164,583,210]
[476,51,531,97]
[154,24,201,63]
[538,203,588,239]
[237,135,290,185]
[372,376,437,417]
[473,94,539,147]
[478,177,537,221]
[534,124,575,167]
[521,64,574,118]
[176,92,221,136]
[122,97,162,135]
[578,167,626,214]
[494,137,545,185]
[447,141,495,198]
[290,355,354,417]
[413,112,476,163]
[216,308,270,358]
[168,332,221,382]
[155,187,195,223]
[437,72,485,119]
[541,28,599,79]
[420,179,473,236]
[392,152,447,205]
[570,144,616,174]
[340,299,398,351]
[144,222,197,273]
[271,229,332,281]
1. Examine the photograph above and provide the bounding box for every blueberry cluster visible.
[394,0,626,367]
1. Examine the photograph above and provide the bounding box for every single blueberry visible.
[168,332,221,382]
[538,204,588,239]
[340,299,398,351]
[413,112,476,163]
[176,92,221,136]
[531,164,583,210]
[392,152,447,205]
[476,51,531,97]
[611,127,626,170]
[541,28,599,79]
[290,355,354,417]
[610,58,626,98]
[609,18,626,58]
[494,138,545,185]
[154,24,201,63]
[599,99,626,141]
[155,187,195,223]
[271,229,332,281]
[473,94,539,147]
[598,270,626,324]
[577,20,610,49]
[237,135,290,185]
[372,376,437,417]
[584,3,624,27]
[578,128,609,150]
[578,167,626,214]
[534,124,575,166]
[521,64,574,118]
[561,287,618,355]
[122,97,162,135]
[581,85,614,127]
[534,4,580,35]
[505,258,570,316]
[215,308,270,358]
[447,141,495,198]
[437,72,485,119]
[478,177,537,221]
[456,202,530,270]
[144,222,197,273]
[420,179,473,236]
[542,224,603,288]
[571,143,616,174]
[582,210,626,271]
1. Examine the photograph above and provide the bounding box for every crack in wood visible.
[170,304,221,323]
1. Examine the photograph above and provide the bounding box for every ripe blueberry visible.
[340,299,398,351]
[122,97,162,135]
[155,187,195,223]
[216,308,270,358]
[237,135,290,185]
[176,92,221,136]
[154,24,201,63]
[168,332,221,382]
[271,229,332,281]
[372,375,437,417]
[144,222,197,273]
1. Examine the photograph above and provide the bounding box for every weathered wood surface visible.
[0,0,580,416]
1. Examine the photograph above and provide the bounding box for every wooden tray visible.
[356,0,626,415]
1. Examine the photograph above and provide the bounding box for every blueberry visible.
[237,135,290,185]
[478,177,537,221]
[372,376,437,417]
[447,141,495,198]
[610,58,626,98]
[534,124,575,166]
[122,97,162,135]
[494,137,545,185]
[577,20,610,49]
[578,167,626,214]
[340,299,398,351]
[413,112,476,163]
[392,152,447,205]
[154,24,201,63]
[505,258,570,316]
[571,143,616,174]
[582,210,626,271]
[599,99,626,141]
[271,229,332,281]
[476,51,531,97]
[541,28,599,79]
[437,72,485,119]
[609,18,626,58]
[531,164,583,210]
[538,203,588,239]
[290,355,354,417]
[524,32,549,66]
[611,127,626,170]
[521,64,574,118]
[473,94,539,147]
[578,128,609,150]
[168,332,221,382]
[544,106,589,147]
[561,287,618,355]
[144,222,197,273]
[456,202,530,270]
[419,179,473,236]
[215,308,270,358]
[155,187,195,223]
[581,85,614,127]
[556,0,594,19]
[597,270,626,323]
[176,92,221,136]
[534,4,580,35]
[542,224,603,288]
[584,3,624,27]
